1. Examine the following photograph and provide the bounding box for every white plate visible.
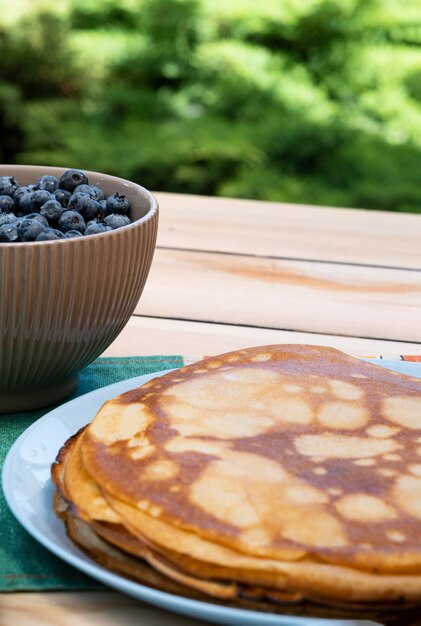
[4,361,418,626]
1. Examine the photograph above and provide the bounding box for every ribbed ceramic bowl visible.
[0,165,158,414]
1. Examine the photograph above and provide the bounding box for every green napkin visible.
[0,355,184,591]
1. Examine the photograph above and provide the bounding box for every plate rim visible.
[3,361,420,626]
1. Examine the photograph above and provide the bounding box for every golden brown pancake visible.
[81,345,421,573]
[52,344,421,612]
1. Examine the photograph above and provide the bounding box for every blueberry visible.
[64,230,83,239]
[86,200,105,222]
[0,195,15,213]
[0,213,17,227]
[86,219,112,232]
[14,185,30,203]
[0,176,18,197]
[84,221,110,236]
[0,223,19,242]
[59,210,86,234]
[74,184,104,201]
[16,187,37,214]
[105,193,130,216]
[85,219,100,229]
[14,185,35,211]
[18,218,47,242]
[25,213,49,227]
[36,228,66,241]
[30,189,52,212]
[104,213,131,230]
[15,184,37,201]
[18,193,33,215]
[40,200,63,224]
[67,192,90,213]
[68,192,103,221]
[53,189,72,208]
[37,175,59,193]
[59,169,88,193]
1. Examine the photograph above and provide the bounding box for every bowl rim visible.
[0,165,158,247]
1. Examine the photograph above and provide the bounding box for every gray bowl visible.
[0,165,158,414]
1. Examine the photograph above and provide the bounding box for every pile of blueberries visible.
[0,169,132,242]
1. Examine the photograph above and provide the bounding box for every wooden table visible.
[3,193,421,625]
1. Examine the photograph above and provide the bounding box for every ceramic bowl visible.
[0,165,158,413]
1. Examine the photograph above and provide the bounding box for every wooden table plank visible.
[103,316,421,358]
[136,249,421,342]
[155,192,421,269]
[0,591,206,626]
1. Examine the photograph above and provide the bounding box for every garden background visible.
[0,0,420,213]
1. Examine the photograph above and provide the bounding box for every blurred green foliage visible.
[0,0,420,211]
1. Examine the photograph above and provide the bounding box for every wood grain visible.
[155,192,421,269]
[0,591,206,626]
[136,249,421,342]
[103,316,421,358]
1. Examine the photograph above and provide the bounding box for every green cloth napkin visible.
[0,355,184,591]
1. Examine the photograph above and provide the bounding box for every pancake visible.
[81,345,421,573]
[52,344,421,612]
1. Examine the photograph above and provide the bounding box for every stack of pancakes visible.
[52,345,421,621]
